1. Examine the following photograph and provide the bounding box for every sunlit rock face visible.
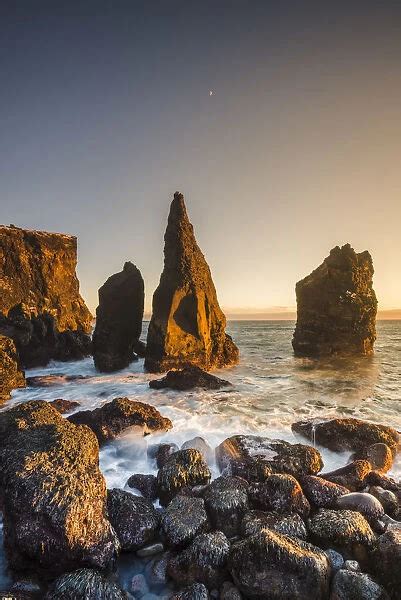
[145,192,239,372]
[93,261,144,372]
[0,334,25,401]
[0,225,92,332]
[292,244,377,357]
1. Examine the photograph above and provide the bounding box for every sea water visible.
[1,320,401,592]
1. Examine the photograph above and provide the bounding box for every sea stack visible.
[292,244,377,357]
[93,262,144,372]
[145,192,239,372]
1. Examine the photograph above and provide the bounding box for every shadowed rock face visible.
[145,192,239,372]
[0,225,92,333]
[0,334,25,401]
[292,244,377,357]
[0,401,119,576]
[93,262,144,372]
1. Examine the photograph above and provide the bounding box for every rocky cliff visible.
[292,244,377,357]
[0,225,92,332]
[145,192,239,372]
[0,334,25,401]
[93,262,144,372]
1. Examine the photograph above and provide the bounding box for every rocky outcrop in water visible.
[292,244,377,357]
[93,262,144,372]
[0,334,25,401]
[0,401,119,576]
[68,397,172,445]
[149,365,232,391]
[145,192,239,372]
[0,225,92,332]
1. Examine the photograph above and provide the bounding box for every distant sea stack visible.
[0,225,92,332]
[292,244,377,357]
[93,262,145,372]
[145,192,239,372]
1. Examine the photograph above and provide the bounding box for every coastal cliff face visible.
[292,244,377,357]
[0,334,25,401]
[93,262,144,372]
[145,192,239,372]
[0,225,92,333]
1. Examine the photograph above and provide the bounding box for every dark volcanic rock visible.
[375,528,401,598]
[0,401,119,575]
[292,417,399,455]
[368,486,399,517]
[150,366,232,391]
[157,449,211,506]
[228,529,330,599]
[45,568,128,599]
[241,509,307,540]
[300,475,350,508]
[49,398,81,413]
[145,192,239,372]
[107,489,159,551]
[168,531,230,589]
[216,435,323,478]
[93,262,144,372]
[352,443,394,473]
[161,495,210,547]
[248,474,310,518]
[68,397,172,444]
[126,473,158,501]
[307,509,375,553]
[321,461,372,492]
[203,476,249,538]
[292,243,377,357]
[148,442,180,468]
[0,225,92,332]
[330,569,389,600]
[0,334,25,401]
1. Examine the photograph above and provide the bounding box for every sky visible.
[1,1,401,316]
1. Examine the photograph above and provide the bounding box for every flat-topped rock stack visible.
[145,192,239,372]
[292,244,377,357]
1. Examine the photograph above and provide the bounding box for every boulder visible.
[292,417,399,455]
[0,334,25,401]
[241,510,307,540]
[107,489,159,551]
[145,192,239,372]
[0,225,92,332]
[292,243,377,356]
[68,397,172,444]
[352,443,394,473]
[148,442,180,468]
[220,581,242,600]
[160,495,210,547]
[93,262,144,372]
[126,473,158,501]
[203,476,249,537]
[368,486,399,518]
[150,366,232,391]
[300,475,350,508]
[170,583,210,600]
[216,435,323,478]
[321,461,372,492]
[168,531,230,589]
[0,401,119,575]
[228,529,330,599]
[335,493,384,525]
[248,474,310,518]
[330,569,389,600]
[307,509,376,554]
[181,437,214,464]
[49,398,81,414]
[45,568,128,599]
[374,528,401,598]
[157,449,211,506]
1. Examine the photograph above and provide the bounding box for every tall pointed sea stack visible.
[93,262,144,372]
[292,244,377,357]
[145,192,239,372]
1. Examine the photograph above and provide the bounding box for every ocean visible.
[1,319,401,592]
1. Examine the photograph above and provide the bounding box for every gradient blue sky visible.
[2,1,401,315]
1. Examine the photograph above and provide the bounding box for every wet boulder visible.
[157,449,211,506]
[126,474,158,501]
[220,581,243,600]
[49,398,81,414]
[321,461,372,492]
[374,528,401,598]
[352,443,394,474]
[330,569,389,600]
[335,493,385,526]
[93,262,144,372]
[0,333,25,401]
[161,495,210,548]
[170,583,210,600]
[45,568,128,599]
[168,531,230,590]
[150,366,232,391]
[241,509,307,540]
[228,529,330,599]
[292,244,377,357]
[107,489,159,551]
[307,509,376,557]
[300,475,350,508]
[181,437,214,464]
[216,435,323,478]
[292,418,399,456]
[0,401,119,576]
[68,397,172,445]
[145,192,239,372]
[203,476,249,537]
[249,474,310,518]
[368,486,399,518]
[148,442,180,468]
